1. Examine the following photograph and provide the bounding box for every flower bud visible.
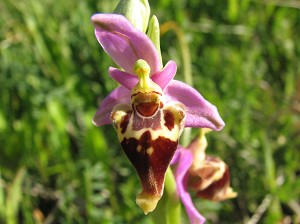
[147,15,162,67]
[114,0,150,33]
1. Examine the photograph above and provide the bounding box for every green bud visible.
[114,0,150,33]
[147,15,162,68]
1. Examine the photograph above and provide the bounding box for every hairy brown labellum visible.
[111,95,185,214]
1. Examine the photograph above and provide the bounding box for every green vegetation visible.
[1,0,299,223]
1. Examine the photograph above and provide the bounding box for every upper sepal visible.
[91,14,161,74]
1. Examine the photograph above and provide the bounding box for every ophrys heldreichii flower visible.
[91,13,225,214]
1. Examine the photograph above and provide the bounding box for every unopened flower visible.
[114,0,150,32]
[171,131,237,224]
[91,13,225,214]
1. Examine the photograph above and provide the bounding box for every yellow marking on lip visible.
[116,103,185,143]
[146,147,154,156]
[137,145,142,152]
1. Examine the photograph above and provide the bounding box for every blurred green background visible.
[1,0,300,223]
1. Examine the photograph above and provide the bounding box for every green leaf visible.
[147,15,162,67]
[6,167,26,224]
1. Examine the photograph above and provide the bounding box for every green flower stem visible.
[164,167,181,224]
[160,21,192,146]
[150,167,181,224]
[160,21,193,86]
[261,132,282,222]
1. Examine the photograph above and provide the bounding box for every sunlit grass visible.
[1,0,300,223]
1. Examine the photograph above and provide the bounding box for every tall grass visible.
[1,0,300,223]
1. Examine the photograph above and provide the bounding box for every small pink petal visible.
[164,80,225,131]
[151,60,177,90]
[91,14,161,74]
[109,67,138,90]
[173,147,206,224]
[92,86,131,126]
[171,149,181,165]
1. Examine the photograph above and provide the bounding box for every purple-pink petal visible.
[91,14,161,74]
[109,60,177,91]
[164,80,225,131]
[171,149,181,165]
[173,147,206,224]
[151,60,177,90]
[109,67,138,90]
[92,86,131,126]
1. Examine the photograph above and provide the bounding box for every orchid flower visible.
[91,13,225,214]
[171,130,237,224]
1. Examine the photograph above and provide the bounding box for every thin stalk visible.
[160,21,193,146]
[261,132,282,222]
[164,167,181,224]
[150,167,181,224]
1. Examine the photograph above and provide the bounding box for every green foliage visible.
[1,0,300,223]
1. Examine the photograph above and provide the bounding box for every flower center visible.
[131,59,163,117]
